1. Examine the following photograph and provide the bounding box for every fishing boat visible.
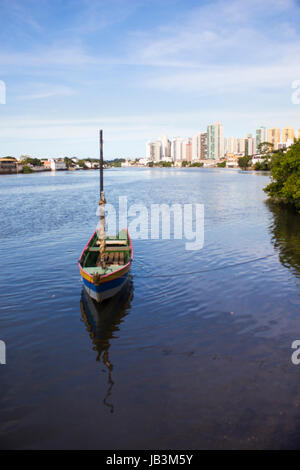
[78,130,133,303]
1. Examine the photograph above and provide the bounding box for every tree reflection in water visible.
[267,200,300,276]
[80,277,134,413]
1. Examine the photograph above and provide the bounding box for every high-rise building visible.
[192,133,200,161]
[207,122,224,159]
[182,138,192,162]
[192,132,207,160]
[171,137,183,161]
[146,140,162,162]
[159,135,171,159]
[238,139,246,155]
[282,126,294,143]
[146,141,153,161]
[225,137,238,154]
[200,133,207,159]
[192,133,200,160]
[245,134,256,156]
[268,128,281,150]
[256,127,267,153]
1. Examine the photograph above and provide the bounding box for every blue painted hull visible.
[82,271,129,302]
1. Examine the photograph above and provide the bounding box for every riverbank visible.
[0,166,105,175]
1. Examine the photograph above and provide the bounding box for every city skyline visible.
[146,124,300,162]
[1,0,300,158]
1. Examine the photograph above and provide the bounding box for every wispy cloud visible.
[130,0,300,66]
[18,84,75,101]
[0,0,43,32]
[1,108,300,143]
[144,62,300,93]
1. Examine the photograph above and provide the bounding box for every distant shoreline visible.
[0,166,271,176]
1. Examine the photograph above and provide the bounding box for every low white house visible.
[121,160,132,167]
[50,159,67,171]
[251,155,269,165]
[226,159,239,168]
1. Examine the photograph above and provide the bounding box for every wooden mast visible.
[98,129,106,266]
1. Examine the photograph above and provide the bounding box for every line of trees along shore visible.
[236,139,300,213]
[264,140,300,213]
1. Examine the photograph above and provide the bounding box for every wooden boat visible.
[78,130,133,303]
[79,229,133,302]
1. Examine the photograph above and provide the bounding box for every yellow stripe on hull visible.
[80,264,131,286]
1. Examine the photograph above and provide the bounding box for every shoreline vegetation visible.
[264,140,300,213]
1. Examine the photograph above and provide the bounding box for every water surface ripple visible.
[1,168,300,449]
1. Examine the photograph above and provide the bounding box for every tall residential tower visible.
[207,122,224,159]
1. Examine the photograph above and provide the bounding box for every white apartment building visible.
[171,137,183,161]
[192,132,207,160]
[192,133,200,160]
[238,138,246,155]
[146,140,162,162]
[256,127,267,153]
[225,137,238,154]
[246,136,256,156]
[159,135,171,160]
[207,122,224,159]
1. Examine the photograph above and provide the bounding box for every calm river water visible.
[1,168,300,449]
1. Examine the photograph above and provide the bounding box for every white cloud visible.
[1,109,300,143]
[18,85,75,101]
[144,62,300,93]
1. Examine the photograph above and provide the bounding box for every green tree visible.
[258,141,274,155]
[254,160,270,171]
[264,141,300,212]
[238,156,252,170]
[190,162,203,167]
[23,165,34,173]
[21,157,42,166]
[64,157,73,168]
[217,161,226,168]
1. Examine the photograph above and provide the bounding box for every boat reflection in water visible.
[80,276,134,413]
[267,200,300,276]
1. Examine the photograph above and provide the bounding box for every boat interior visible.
[81,229,131,275]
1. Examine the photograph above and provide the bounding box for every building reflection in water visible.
[267,200,300,275]
[80,277,134,413]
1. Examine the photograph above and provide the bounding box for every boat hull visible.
[82,270,130,302]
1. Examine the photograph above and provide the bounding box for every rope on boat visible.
[98,194,106,264]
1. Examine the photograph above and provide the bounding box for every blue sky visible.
[0,0,300,158]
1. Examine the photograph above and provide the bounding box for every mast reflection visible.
[80,277,134,413]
